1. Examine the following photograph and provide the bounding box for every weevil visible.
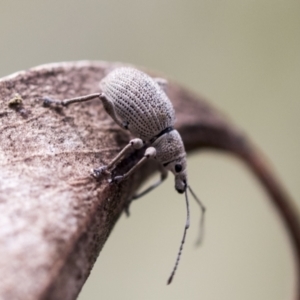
[42,67,205,284]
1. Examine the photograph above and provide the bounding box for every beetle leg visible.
[99,94,128,129]
[91,138,144,178]
[110,146,157,183]
[41,93,100,107]
[154,77,168,91]
[124,164,168,216]
[132,164,167,200]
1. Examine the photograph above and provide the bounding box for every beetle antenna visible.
[167,188,190,285]
[188,185,206,246]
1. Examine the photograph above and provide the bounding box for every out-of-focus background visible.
[1,1,299,299]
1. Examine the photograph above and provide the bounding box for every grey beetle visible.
[42,67,205,284]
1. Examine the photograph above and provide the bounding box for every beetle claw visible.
[109,175,123,184]
[91,166,109,179]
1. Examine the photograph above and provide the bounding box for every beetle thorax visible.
[152,129,186,165]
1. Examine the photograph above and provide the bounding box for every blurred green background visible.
[1,1,299,299]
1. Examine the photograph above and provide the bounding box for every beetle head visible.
[166,157,187,193]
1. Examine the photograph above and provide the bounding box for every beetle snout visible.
[175,175,187,194]
[176,187,185,194]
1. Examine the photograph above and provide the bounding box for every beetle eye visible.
[175,164,182,173]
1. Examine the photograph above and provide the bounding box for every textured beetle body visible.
[100,68,176,141]
[100,67,187,193]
